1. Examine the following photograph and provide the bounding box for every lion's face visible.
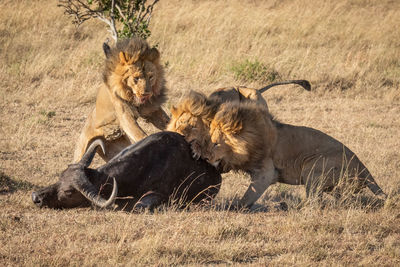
[206,103,258,173]
[207,126,233,172]
[103,40,164,107]
[208,121,250,173]
[114,51,160,105]
[167,91,215,159]
[167,110,210,149]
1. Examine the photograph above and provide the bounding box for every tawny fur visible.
[208,86,269,111]
[209,102,276,172]
[208,102,386,208]
[166,91,214,158]
[167,87,269,159]
[166,81,309,159]
[74,37,169,162]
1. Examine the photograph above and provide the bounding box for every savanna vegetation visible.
[1,0,400,265]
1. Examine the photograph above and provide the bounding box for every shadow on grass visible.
[291,191,387,211]
[340,194,386,210]
[212,189,389,214]
[0,171,38,195]
[209,198,289,214]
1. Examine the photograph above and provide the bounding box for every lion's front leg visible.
[238,158,278,209]
[112,97,147,143]
[119,113,147,143]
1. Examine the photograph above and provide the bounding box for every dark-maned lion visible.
[74,37,170,162]
[167,80,311,159]
[207,101,386,208]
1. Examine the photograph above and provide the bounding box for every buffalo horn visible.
[74,176,118,209]
[80,139,106,167]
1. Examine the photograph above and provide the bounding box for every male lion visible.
[167,80,311,159]
[167,91,214,159]
[207,101,386,208]
[74,37,170,162]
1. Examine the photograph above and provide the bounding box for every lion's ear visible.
[119,52,128,64]
[170,106,179,117]
[146,47,160,62]
[103,43,111,58]
[128,51,140,64]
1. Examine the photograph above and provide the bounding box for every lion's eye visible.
[133,77,139,83]
[213,143,220,148]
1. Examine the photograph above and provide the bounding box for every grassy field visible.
[1,0,400,265]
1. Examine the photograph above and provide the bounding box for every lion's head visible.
[208,102,277,173]
[103,38,165,106]
[167,91,215,156]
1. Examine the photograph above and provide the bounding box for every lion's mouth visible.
[136,94,152,104]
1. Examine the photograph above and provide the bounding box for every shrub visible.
[58,0,159,41]
[230,59,281,83]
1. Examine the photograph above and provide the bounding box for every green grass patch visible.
[230,59,281,83]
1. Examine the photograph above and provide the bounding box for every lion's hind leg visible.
[301,154,343,199]
[300,151,386,201]
[73,107,132,163]
[102,136,131,161]
[346,158,387,199]
[237,87,268,108]
[73,109,99,163]
[75,134,131,163]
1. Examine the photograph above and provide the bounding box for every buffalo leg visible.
[133,191,164,211]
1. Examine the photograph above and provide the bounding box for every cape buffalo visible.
[31,132,221,211]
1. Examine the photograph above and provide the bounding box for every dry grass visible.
[1,0,400,265]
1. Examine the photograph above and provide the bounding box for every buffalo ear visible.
[103,43,111,58]
[119,51,128,64]
[146,47,160,62]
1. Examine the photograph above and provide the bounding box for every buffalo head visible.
[31,140,117,209]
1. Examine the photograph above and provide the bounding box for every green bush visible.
[230,59,281,83]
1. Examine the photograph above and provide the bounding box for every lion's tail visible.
[258,80,311,94]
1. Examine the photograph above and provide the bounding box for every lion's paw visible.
[190,140,202,160]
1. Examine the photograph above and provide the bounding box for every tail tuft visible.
[295,80,311,91]
[258,79,311,94]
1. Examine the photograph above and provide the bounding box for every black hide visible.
[32,132,221,210]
